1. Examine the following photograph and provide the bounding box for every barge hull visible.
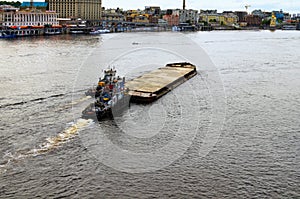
[126,62,197,103]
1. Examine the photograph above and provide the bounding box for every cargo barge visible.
[126,62,197,103]
[82,62,197,120]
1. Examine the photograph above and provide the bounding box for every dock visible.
[126,62,197,103]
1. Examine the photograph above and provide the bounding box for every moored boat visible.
[70,30,84,34]
[89,29,110,35]
[282,25,296,30]
[0,31,16,39]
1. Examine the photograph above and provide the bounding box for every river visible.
[0,31,299,198]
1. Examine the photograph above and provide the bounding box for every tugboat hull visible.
[82,94,130,121]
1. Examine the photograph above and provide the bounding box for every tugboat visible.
[82,68,130,120]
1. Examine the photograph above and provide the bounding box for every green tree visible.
[0,1,21,7]
[262,19,271,25]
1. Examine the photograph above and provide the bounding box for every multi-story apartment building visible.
[178,9,198,24]
[47,0,101,20]
[162,9,198,25]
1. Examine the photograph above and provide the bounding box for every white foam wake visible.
[0,118,94,175]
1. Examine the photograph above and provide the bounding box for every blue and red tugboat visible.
[82,68,130,120]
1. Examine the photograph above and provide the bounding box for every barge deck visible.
[126,62,197,103]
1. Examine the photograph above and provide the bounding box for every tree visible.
[262,19,271,25]
[0,1,21,7]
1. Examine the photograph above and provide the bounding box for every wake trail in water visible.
[0,94,65,109]
[0,118,94,175]
[62,95,92,108]
[0,88,93,109]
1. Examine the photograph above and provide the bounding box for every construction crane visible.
[245,4,251,14]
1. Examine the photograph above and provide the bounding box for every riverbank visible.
[1,24,299,39]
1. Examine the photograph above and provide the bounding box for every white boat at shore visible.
[282,25,296,30]
[70,30,84,34]
[89,29,110,35]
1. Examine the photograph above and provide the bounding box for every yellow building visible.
[200,13,237,25]
[47,0,101,20]
[224,15,238,25]
[132,14,149,23]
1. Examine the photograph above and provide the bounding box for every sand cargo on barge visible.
[126,62,197,103]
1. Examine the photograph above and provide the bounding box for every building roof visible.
[21,2,48,7]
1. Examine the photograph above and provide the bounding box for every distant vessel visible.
[82,68,130,120]
[270,12,277,31]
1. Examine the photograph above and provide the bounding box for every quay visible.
[126,62,197,103]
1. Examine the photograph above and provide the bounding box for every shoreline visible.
[0,25,299,39]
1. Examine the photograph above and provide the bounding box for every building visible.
[125,9,142,22]
[102,8,125,23]
[0,4,58,27]
[163,14,179,26]
[291,13,300,21]
[47,0,101,20]
[144,6,160,15]
[132,14,149,23]
[162,9,198,25]
[144,6,160,24]
[234,11,247,22]
[178,9,198,24]
[252,9,265,18]
[199,10,238,26]
[245,15,262,26]
[20,2,48,12]
[222,11,238,25]
[148,15,159,24]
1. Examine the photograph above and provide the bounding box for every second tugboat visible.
[82,68,130,120]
